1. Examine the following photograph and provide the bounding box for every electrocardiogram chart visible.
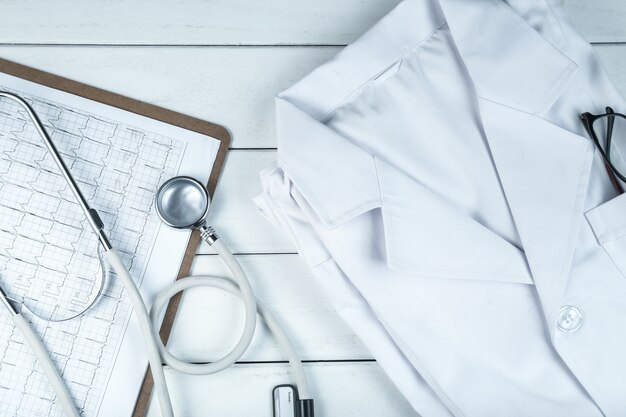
[0,85,186,416]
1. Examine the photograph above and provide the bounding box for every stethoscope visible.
[0,92,314,417]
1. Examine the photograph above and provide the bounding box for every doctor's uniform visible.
[255,0,626,415]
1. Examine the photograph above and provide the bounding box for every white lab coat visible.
[254,0,626,415]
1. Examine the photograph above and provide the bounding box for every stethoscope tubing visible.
[0,290,80,417]
[106,237,311,417]
[2,238,307,417]
[105,248,176,417]
[0,90,311,416]
[148,240,309,397]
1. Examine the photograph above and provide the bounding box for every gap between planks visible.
[0,42,622,47]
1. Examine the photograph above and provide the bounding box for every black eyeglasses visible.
[580,107,626,194]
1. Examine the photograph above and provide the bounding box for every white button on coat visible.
[557,306,584,332]
[255,0,626,416]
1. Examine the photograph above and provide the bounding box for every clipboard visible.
[0,58,230,417]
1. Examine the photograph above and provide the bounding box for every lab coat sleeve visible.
[254,165,455,417]
[274,98,382,230]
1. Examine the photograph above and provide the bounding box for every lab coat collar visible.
[279,0,446,121]
[274,0,447,228]
[276,95,536,286]
[437,0,579,115]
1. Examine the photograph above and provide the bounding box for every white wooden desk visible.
[1,1,624,416]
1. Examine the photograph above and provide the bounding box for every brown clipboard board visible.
[0,58,230,417]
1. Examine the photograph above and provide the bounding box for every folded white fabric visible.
[255,1,626,415]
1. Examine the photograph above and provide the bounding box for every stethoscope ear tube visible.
[0,92,113,251]
[0,292,80,417]
[12,314,81,417]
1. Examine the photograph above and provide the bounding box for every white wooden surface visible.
[0,1,624,417]
[1,0,625,44]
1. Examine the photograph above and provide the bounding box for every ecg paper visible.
[0,73,219,417]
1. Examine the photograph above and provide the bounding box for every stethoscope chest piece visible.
[155,176,210,229]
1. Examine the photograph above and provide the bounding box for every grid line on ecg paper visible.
[0,86,184,417]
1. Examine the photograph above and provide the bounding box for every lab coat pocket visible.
[586,192,626,277]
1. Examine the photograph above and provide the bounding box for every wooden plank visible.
[0,46,338,149]
[0,0,401,46]
[0,0,624,45]
[562,0,626,43]
[166,254,372,361]
[597,47,626,91]
[145,362,418,417]
[0,44,623,150]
